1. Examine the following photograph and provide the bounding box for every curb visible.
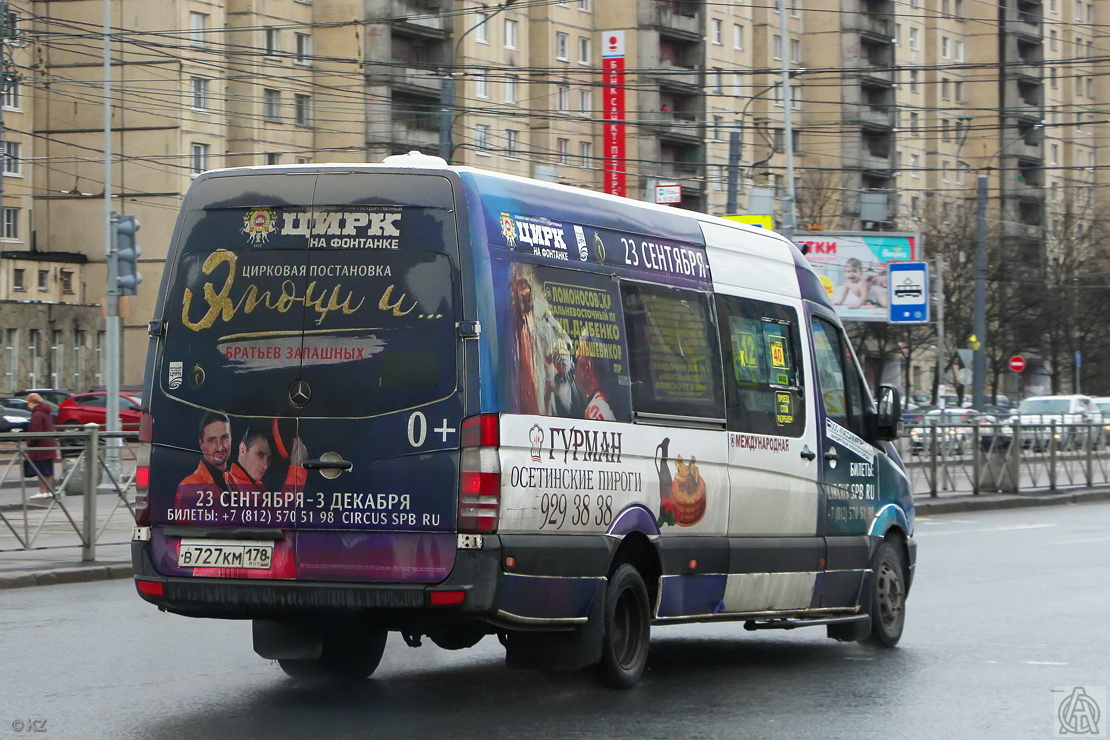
[0,562,132,590]
[914,487,1110,515]
[3,488,1110,590]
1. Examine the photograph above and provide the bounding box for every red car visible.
[55,392,142,435]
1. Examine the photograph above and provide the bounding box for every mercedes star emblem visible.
[289,379,312,407]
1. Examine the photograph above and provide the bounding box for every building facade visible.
[0,0,1104,393]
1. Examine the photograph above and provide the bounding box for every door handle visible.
[800,446,816,461]
[303,458,353,471]
[824,447,839,463]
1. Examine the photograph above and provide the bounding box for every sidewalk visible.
[2,484,1109,590]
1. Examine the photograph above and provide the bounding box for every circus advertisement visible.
[794,232,921,322]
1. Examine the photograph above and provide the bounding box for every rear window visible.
[1019,399,1071,414]
[158,172,459,418]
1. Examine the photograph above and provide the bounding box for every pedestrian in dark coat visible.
[24,393,58,498]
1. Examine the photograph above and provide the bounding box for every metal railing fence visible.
[0,425,136,561]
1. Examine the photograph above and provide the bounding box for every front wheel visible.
[278,627,388,681]
[865,540,907,647]
[599,563,651,689]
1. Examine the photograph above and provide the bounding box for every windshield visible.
[1019,399,1072,414]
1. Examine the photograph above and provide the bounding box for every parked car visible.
[908,408,995,455]
[1091,397,1110,448]
[13,388,73,407]
[1015,395,1104,451]
[55,392,142,451]
[0,399,31,432]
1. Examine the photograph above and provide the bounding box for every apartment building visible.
[0,0,1104,390]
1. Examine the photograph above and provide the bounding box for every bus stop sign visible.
[888,261,929,323]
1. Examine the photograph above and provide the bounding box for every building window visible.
[37,269,47,292]
[475,12,490,44]
[1086,77,1093,98]
[2,206,18,239]
[941,119,950,141]
[191,143,209,175]
[556,32,568,61]
[955,40,964,62]
[12,268,23,291]
[773,34,782,60]
[578,36,591,64]
[505,75,518,104]
[579,140,592,168]
[941,78,950,100]
[954,81,964,103]
[909,27,919,51]
[942,161,950,182]
[295,156,311,165]
[790,38,800,63]
[1050,67,1057,88]
[941,36,950,58]
[295,33,311,63]
[557,138,569,165]
[294,94,311,126]
[61,271,74,294]
[909,69,918,93]
[505,19,518,49]
[578,89,591,114]
[506,129,519,157]
[910,153,920,177]
[909,111,919,135]
[263,89,281,122]
[475,69,489,98]
[476,124,490,153]
[711,19,722,45]
[265,27,279,56]
[733,24,743,50]
[190,77,209,111]
[2,80,19,110]
[578,0,591,10]
[190,12,208,47]
[2,141,20,175]
[266,153,281,165]
[556,84,569,113]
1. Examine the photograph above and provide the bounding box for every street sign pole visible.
[888,261,930,324]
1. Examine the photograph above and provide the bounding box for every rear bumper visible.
[132,539,503,623]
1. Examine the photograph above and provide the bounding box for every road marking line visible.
[1024,661,1068,666]
[916,523,1057,537]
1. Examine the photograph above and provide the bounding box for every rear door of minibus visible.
[147,169,464,585]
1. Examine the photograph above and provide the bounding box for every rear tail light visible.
[458,414,500,534]
[134,412,152,526]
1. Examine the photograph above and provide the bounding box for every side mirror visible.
[874,385,903,441]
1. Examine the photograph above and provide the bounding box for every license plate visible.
[178,539,274,570]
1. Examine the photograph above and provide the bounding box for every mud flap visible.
[504,584,605,672]
[253,618,324,660]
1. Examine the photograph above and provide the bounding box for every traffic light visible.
[113,213,142,296]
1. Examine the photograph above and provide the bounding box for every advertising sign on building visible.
[793,231,921,322]
[654,183,681,204]
[602,31,626,197]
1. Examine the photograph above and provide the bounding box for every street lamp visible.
[439,0,518,163]
[971,122,1044,409]
[726,69,807,215]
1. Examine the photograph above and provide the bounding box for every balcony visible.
[655,2,701,38]
[391,120,440,148]
[649,60,701,91]
[389,66,445,95]
[392,0,448,36]
[849,106,896,130]
[846,12,895,40]
[642,110,703,142]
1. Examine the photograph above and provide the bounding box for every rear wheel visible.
[599,563,651,689]
[865,540,907,647]
[278,626,388,681]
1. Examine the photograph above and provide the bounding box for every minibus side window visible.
[812,318,867,436]
[716,295,805,437]
[621,282,723,420]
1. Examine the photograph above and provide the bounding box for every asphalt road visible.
[2,502,1108,740]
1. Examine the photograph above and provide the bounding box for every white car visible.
[1015,395,1104,451]
[909,408,995,455]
